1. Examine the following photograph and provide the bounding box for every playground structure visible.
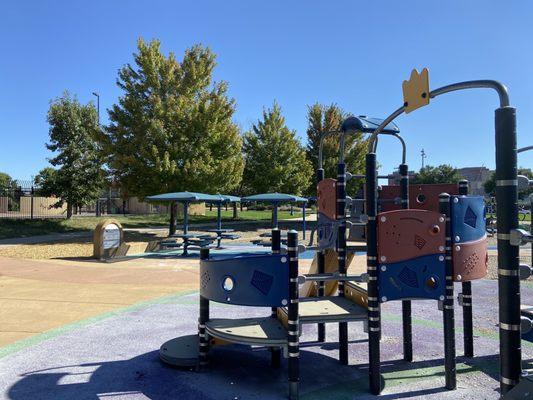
[157,70,532,398]
[368,68,523,396]
[506,145,533,397]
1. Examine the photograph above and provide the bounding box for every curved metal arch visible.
[518,145,533,154]
[368,80,510,151]
[370,131,407,165]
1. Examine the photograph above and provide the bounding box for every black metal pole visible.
[30,186,34,220]
[217,203,222,248]
[495,106,520,395]
[458,180,474,358]
[271,228,281,368]
[183,201,190,256]
[337,161,348,365]
[366,153,381,395]
[287,230,299,400]
[439,193,456,390]
[316,168,326,342]
[198,247,210,370]
[399,163,413,362]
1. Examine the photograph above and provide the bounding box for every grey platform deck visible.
[280,296,368,324]
[205,316,287,346]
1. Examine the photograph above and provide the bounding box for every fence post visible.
[30,186,34,220]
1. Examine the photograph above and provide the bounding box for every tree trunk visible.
[233,203,238,219]
[67,204,73,219]
[169,202,178,236]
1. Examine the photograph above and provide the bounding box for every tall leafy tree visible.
[102,39,244,199]
[39,93,104,218]
[412,164,462,184]
[305,103,368,195]
[0,172,13,189]
[243,103,312,195]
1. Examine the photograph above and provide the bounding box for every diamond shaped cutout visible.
[414,235,427,250]
[250,270,274,295]
[464,206,477,228]
[398,266,419,288]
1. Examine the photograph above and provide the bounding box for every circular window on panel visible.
[222,276,235,292]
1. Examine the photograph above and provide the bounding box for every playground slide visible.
[301,249,355,297]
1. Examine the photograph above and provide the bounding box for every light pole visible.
[421,148,426,169]
[92,92,100,124]
[92,92,101,216]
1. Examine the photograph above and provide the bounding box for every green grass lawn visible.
[0,209,307,240]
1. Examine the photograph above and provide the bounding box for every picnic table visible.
[168,233,216,255]
[204,228,241,248]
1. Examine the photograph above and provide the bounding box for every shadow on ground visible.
[6,343,513,400]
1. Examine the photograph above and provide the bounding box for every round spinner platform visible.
[159,334,199,367]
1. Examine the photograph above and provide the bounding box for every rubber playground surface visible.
[1,254,533,399]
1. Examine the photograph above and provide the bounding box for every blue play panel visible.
[378,254,445,302]
[200,253,289,307]
[451,195,486,243]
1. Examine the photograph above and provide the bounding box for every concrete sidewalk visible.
[0,232,92,248]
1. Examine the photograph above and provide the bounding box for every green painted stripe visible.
[0,289,197,359]
[302,362,488,399]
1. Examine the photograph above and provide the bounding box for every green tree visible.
[243,103,312,195]
[40,92,104,218]
[305,103,368,195]
[0,172,13,189]
[102,39,244,199]
[412,164,462,184]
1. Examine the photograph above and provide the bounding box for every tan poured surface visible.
[0,255,314,347]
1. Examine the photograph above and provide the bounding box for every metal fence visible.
[0,180,69,219]
[0,180,174,219]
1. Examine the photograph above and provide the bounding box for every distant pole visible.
[421,148,427,169]
[92,92,100,124]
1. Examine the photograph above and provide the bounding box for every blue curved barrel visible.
[200,253,289,307]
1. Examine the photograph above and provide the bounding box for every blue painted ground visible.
[1,280,533,399]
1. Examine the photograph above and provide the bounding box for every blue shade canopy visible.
[211,194,241,203]
[242,192,308,203]
[146,192,220,202]
[341,115,400,134]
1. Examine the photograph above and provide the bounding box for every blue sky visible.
[1,0,532,180]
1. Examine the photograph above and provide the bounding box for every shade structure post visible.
[366,152,381,395]
[216,203,222,248]
[302,203,307,241]
[272,202,279,229]
[183,201,189,234]
[198,247,210,370]
[287,230,300,400]
[399,163,413,362]
[439,192,456,390]
[495,106,520,395]
[458,179,474,358]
